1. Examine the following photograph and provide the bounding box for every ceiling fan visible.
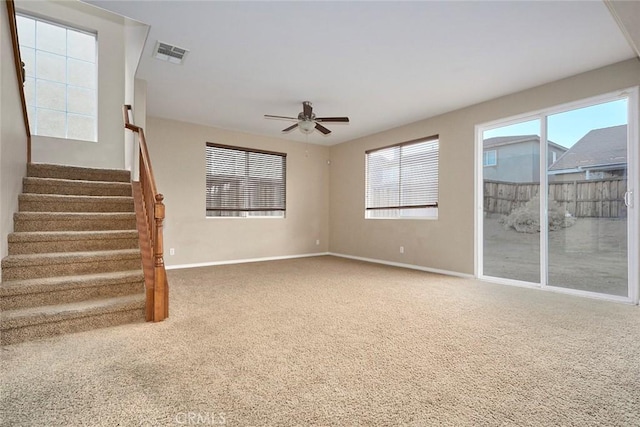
[264,101,349,135]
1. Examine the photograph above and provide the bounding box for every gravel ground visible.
[483,216,628,296]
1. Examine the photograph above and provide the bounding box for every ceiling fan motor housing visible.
[298,112,316,121]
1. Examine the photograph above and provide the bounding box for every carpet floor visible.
[1,256,639,426]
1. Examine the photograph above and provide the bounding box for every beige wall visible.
[0,3,28,276]
[18,0,126,169]
[329,59,640,275]
[133,78,147,134]
[123,20,148,174]
[128,78,147,181]
[146,117,330,267]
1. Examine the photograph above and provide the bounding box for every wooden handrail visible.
[6,0,32,163]
[123,106,159,196]
[123,104,168,322]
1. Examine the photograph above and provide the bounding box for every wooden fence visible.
[484,177,627,218]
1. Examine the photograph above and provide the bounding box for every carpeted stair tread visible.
[0,292,145,345]
[15,212,137,218]
[14,212,137,232]
[7,230,139,255]
[0,294,145,329]
[28,163,130,183]
[2,249,142,267]
[0,270,145,311]
[19,193,134,213]
[19,193,134,204]
[15,212,136,221]
[1,249,143,281]
[23,176,132,196]
[8,230,138,243]
[0,270,144,297]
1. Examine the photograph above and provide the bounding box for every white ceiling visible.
[85,0,636,146]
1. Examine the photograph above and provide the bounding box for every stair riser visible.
[1,280,144,310]
[23,181,132,197]
[14,217,136,232]
[28,164,130,183]
[19,199,134,213]
[0,308,145,345]
[2,257,143,281]
[8,237,139,255]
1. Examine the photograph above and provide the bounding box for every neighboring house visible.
[548,125,627,182]
[483,135,568,183]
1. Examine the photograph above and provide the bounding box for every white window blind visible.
[365,136,439,219]
[206,143,286,217]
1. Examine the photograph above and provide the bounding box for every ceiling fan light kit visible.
[298,120,316,134]
[265,101,349,136]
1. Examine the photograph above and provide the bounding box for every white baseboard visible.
[166,251,474,280]
[166,252,330,270]
[328,252,474,279]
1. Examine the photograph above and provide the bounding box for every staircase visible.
[0,163,146,345]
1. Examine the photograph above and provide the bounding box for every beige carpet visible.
[1,256,639,426]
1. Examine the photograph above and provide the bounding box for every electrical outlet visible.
[316,239,320,245]
[399,246,404,254]
[169,248,175,256]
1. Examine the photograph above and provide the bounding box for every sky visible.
[483,99,628,148]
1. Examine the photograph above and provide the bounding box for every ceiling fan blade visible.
[303,101,312,119]
[282,123,299,132]
[315,117,350,123]
[315,123,331,135]
[265,114,298,121]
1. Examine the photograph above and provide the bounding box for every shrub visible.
[498,195,576,233]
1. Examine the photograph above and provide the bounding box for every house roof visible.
[483,135,567,152]
[549,125,627,171]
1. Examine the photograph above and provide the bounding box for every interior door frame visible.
[475,87,639,304]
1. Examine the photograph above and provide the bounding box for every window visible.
[17,14,97,141]
[365,136,439,219]
[585,170,605,180]
[206,143,286,217]
[483,150,497,167]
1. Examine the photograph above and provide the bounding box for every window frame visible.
[365,135,439,220]
[205,142,287,219]
[16,13,98,142]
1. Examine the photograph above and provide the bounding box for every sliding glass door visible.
[546,100,629,296]
[477,90,638,302]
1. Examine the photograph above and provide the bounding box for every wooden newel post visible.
[153,194,167,321]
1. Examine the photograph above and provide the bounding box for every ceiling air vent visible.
[153,41,189,65]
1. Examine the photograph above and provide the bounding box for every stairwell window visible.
[365,136,439,219]
[16,14,97,142]
[206,143,286,218]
